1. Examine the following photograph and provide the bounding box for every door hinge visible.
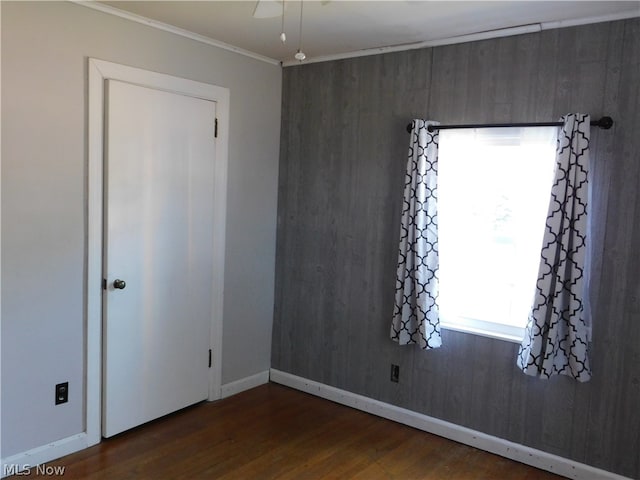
[214,118,218,138]
[208,349,212,368]
[102,278,107,290]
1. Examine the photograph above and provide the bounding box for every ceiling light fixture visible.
[294,0,306,61]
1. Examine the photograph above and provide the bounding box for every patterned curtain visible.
[518,113,592,382]
[390,120,441,349]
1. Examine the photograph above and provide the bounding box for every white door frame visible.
[87,58,228,446]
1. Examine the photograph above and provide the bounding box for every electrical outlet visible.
[390,364,400,383]
[55,382,68,405]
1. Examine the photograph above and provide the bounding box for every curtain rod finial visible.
[597,116,614,130]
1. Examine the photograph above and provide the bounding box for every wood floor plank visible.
[10,384,566,479]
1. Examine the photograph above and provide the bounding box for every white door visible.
[102,79,216,438]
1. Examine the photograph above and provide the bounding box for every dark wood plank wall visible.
[273,19,640,478]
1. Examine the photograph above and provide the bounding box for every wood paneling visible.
[9,384,565,479]
[273,18,640,478]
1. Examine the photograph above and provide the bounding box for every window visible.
[438,127,557,342]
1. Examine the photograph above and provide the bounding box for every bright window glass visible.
[438,127,557,342]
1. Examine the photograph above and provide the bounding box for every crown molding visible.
[69,1,281,66]
[68,3,639,71]
[282,9,640,67]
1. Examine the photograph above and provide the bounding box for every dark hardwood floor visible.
[12,383,565,479]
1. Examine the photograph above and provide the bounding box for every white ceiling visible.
[98,1,640,64]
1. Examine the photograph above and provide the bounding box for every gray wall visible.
[1,2,281,457]
[273,19,640,478]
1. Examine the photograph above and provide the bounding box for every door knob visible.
[113,279,126,290]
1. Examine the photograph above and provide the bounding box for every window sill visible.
[440,321,524,344]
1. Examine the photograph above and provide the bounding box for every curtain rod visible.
[405,116,614,134]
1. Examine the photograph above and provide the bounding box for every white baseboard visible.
[3,372,629,480]
[270,369,632,480]
[0,371,270,478]
[1,433,88,478]
[220,370,270,399]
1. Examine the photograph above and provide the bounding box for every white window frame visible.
[437,126,557,344]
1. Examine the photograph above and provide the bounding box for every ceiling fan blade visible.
[253,0,284,19]
[253,0,332,19]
